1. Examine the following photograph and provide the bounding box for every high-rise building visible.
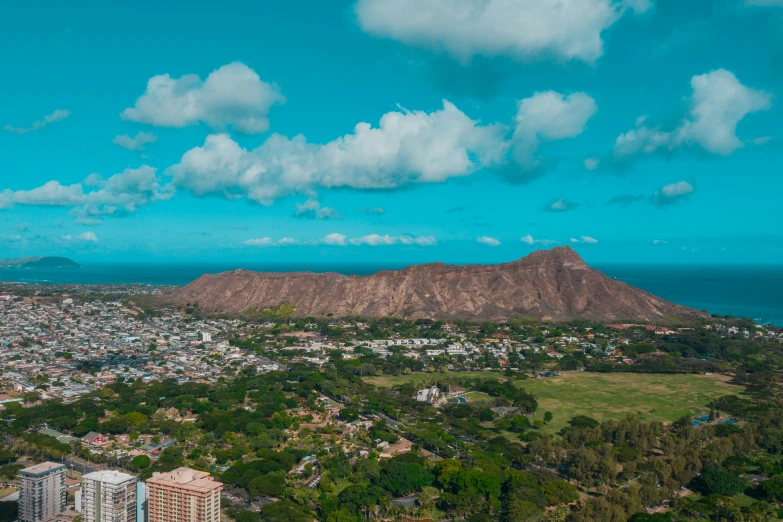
[137,481,148,522]
[82,470,138,522]
[146,467,222,522]
[18,462,66,522]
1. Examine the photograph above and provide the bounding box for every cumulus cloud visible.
[584,157,601,171]
[542,197,579,212]
[121,62,285,134]
[477,236,501,246]
[571,235,598,244]
[520,234,556,245]
[63,231,98,243]
[4,109,71,134]
[0,166,173,220]
[358,207,386,215]
[294,197,341,220]
[612,70,771,165]
[607,180,694,208]
[322,233,435,246]
[652,180,694,206]
[653,239,668,245]
[605,194,646,207]
[323,233,347,246]
[242,237,297,247]
[113,131,157,151]
[355,0,651,63]
[169,100,508,204]
[513,91,597,169]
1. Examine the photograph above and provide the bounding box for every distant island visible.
[0,256,80,269]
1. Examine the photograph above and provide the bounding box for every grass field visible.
[0,487,17,500]
[364,370,503,388]
[518,372,746,434]
[463,391,492,402]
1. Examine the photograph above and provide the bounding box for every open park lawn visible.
[364,370,503,388]
[519,372,746,434]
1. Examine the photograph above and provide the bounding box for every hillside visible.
[0,256,80,268]
[170,247,707,323]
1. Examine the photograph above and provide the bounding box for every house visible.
[82,431,108,445]
[415,386,440,403]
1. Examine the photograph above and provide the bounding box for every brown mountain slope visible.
[170,247,707,323]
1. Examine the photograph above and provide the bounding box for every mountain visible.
[0,256,81,269]
[170,247,707,323]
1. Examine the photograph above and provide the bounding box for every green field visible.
[364,370,747,436]
[364,370,503,388]
[463,391,492,402]
[519,372,746,434]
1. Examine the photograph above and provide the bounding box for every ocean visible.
[0,262,781,325]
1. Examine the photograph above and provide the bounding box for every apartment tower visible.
[18,462,66,522]
[146,467,222,522]
[82,470,138,522]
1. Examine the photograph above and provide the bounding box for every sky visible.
[1,0,782,265]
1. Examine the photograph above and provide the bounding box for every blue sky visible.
[1,0,782,265]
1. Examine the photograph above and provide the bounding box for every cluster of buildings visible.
[17,462,222,522]
[0,292,281,406]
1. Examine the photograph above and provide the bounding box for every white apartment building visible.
[82,470,138,522]
[19,462,66,522]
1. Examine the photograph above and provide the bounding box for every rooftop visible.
[83,469,137,485]
[20,461,65,476]
[146,467,222,494]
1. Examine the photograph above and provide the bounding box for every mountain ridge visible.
[0,256,80,268]
[170,247,707,323]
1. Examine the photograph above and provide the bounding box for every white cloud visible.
[652,180,694,206]
[477,236,501,246]
[400,235,437,246]
[113,131,157,151]
[242,237,298,247]
[323,233,347,246]
[513,91,597,168]
[660,180,693,198]
[653,239,668,245]
[358,207,386,215]
[520,234,556,245]
[169,100,508,204]
[751,136,771,145]
[350,234,436,246]
[613,69,772,162]
[4,109,71,134]
[571,235,598,244]
[321,232,433,246]
[584,157,601,171]
[350,234,398,246]
[0,166,173,219]
[63,231,98,243]
[121,62,285,134]
[355,0,650,63]
[543,197,579,212]
[294,197,341,220]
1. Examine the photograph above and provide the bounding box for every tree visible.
[260,500,313,522]
[698,466,748,496]
[544,411,553,423]
[249,474,286,498]
[130,455,151,470]
[376,458,433,497]
[540,480,579,506]
[761,474,783,501]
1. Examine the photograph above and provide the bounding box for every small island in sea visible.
[0,256,80,269]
